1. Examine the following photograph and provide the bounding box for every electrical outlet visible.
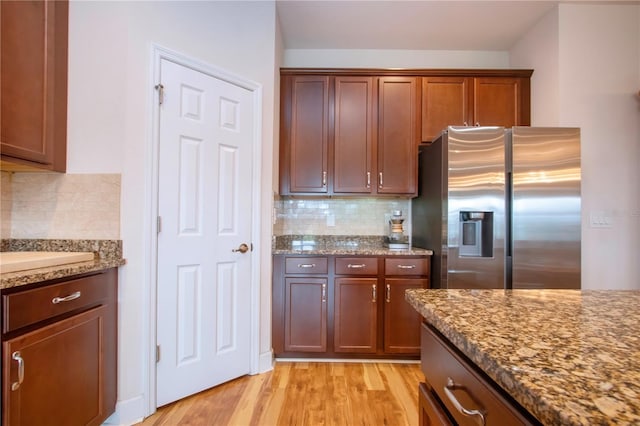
[326,213,335,227]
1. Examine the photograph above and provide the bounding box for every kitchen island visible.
[405,289,640,425]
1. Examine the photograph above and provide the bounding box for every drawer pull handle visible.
[444,378,486,426]
[11,351,24,391]
[397,265,416,269]
[372,284,377,302]
[321,283,326,303]
[52,291,82,304]
[347,264,366,269]
[386,284,391,303]
[297,264,316,269]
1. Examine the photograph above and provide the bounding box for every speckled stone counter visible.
[273,234,433,256]
[1,239,126,290]
[405,289,640,425]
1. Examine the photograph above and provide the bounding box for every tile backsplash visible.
[1,172,120,240]
[273,196,411,236]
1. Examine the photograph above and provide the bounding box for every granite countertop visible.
[1,239,126,290]
[273,234,433,256]
[405,289,640,425]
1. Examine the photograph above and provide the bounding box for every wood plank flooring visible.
[140,361,423,426]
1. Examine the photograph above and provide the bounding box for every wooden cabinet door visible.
[3,305,109,426]
[384,278,429,354]
[419,382,454,426]
[376,77,419,195]
[421,77,473,142]
[0,0,68,171]
[333,77,374,194]
[473,77,526,128]
[280,75,330,194]
[284,277,327,352]
[334,278,378,353]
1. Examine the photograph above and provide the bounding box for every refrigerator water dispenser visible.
[459,211,493,257]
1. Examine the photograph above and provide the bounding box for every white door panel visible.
[156,58,253,406]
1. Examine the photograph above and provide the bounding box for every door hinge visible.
[155,84,164,105]
[156,345,161,363]
[157,216,161,234]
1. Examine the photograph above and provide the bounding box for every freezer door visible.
[511,127,581,289]
[446,126,506,289]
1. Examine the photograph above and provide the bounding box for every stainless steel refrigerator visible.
[411,126,581,289]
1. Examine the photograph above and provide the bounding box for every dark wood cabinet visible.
[384,278,428,354]
[0,0,68,172]
[333,76,375,194]
[419,382,454,426]
[421,72,532,142]
[279,71,420,196]
[420,323,539,426]
[1,268,118,426]
[334,278,378,353]
[284,277,327,352]
[384,257,430,355]
[273,254,430,359]
[377,77,419,195]
[280,75,330,194]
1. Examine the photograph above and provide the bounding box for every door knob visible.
[232,243,250,254]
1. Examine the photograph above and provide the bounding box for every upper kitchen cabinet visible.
[279,70,419,196]
[279,75,330,193]
[1,0,69,172]
[421,71,532,142]
[377,77,419,195]
[333,76,374,194]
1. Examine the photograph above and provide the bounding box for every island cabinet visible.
[421,71,532,142]
[419,323,539,426]
[0,0,68,172]
[272,254,430,358]
[279,71,419,197]
[1,268,117,426]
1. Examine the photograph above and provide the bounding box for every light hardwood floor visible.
[140,361,423,426]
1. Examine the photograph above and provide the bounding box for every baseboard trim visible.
[103,395,146,426]
[274,358,420,364]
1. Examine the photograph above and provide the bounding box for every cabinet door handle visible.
[11,351,24,391]
[297,263,316,268]
[378,172,383,189]
[322,171,327,186]
[397,265,416,269]
[52,291,81,304]
[347,264,366,269]
[366,172,371,188]
[372,284,377,302]
[385,284,391,303]
[444,378,486,426]
[321,283,326,303]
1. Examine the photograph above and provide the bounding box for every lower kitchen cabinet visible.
[1,268,117,426]
[272,254,430,358]
[334,278,378,353]
[420,323,539,426]
[384,278,429,354]
[284,277,327,352]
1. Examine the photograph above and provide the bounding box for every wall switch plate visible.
[590,212,613,228]
[326,213,335,227]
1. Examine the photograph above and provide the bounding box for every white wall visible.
[284,49,509,68]
[511,3,640,290]
[67,1,277,423]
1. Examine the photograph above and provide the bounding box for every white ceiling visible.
[276,1,561,51]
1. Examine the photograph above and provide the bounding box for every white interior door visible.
[156,58,254,406]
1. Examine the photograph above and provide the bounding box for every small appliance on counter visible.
[384,210,409,250]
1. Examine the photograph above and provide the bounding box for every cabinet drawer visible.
[385,257,430,276]
[421,323,534,426]
[335,257,378,275]
[3,272,110,334]
[285,257,328,274]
